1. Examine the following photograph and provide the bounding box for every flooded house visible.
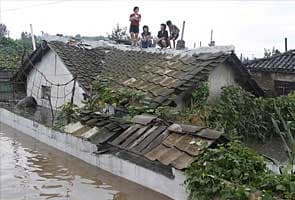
[2,40,266,199]
[245,50,295,96]
[15,40,263,111]
[0,106,225,199]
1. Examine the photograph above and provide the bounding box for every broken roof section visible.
[64,112,224,176]
[98,48,263,107]
[16,40,263,108]
[245,50,295,74]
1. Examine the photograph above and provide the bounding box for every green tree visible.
[0,23,8,38]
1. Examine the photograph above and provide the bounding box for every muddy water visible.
[0,123,172,200]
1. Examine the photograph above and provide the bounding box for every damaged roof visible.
[99,49,263,107]
[245,50,295,73]
[17,40,263,105]
[64,112,224,177]
[100,50,226,107]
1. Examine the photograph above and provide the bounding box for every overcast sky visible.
[1,0,294,58]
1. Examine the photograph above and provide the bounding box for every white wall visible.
[208,63,238,101]
[26,50,86,109]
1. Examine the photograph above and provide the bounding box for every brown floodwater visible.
[0,123,172,200]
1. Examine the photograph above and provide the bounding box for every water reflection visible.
[0,123,171,200]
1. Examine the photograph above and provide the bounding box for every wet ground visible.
[0,123,172,200]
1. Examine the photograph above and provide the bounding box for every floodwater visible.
[0,123,172,200]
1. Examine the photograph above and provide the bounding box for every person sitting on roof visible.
[129,6,141,46]
[157,24,169,49]
[140,25,152,48]
[166,20,180,49]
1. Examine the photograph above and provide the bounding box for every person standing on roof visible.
[166,20,180,49]
[129,6,141,46]
[157,24,169,49]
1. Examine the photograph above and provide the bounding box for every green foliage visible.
[0,37,33,69]
[185,141,295,200]
[191,82,210,109]
[84,80,153,117]
[55,102,79,128]
[0,23,8,38]
[272,104,295,175]
[207,86,295,141]
[108,23,130,41]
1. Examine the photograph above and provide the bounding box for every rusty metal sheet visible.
[170,153,195,170]
[71,126,92,137]
[142,129,170,154]
[157,147,183,165]
[129,126,158,149]
[111,126,138,145]
[132,115,157,125]
[120,126,149,149]
[133,126,167,153]
[196,128,222,140]
[145,144,169,161]
[162,132,183,147]
[180,124,204,133]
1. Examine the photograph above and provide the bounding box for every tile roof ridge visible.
[246,49,295,65]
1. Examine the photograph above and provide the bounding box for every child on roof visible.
[129,6,141,46]
[140,25,152,48]
[166,20,180,49]
[157,24,169,49]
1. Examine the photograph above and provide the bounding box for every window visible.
[274,80,295,96]
[41,85,51,99]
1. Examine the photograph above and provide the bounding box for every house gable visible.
[208,62,238,101]
[26,49,86,109]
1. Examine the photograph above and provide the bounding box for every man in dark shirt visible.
[157,24,169,49]
[129,6,141,46]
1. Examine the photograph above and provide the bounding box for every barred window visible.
[274,80,295,95]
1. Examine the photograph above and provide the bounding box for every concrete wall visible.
[208,63,238,101]
[0,108,188,200]
[26,50,86,109]
[251,71,295,95]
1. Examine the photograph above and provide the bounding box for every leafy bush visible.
[185,141,295,200]
[207,86,295,141]
[0,37,33,69]
[84,80,154,116]
[55,102,79,128]
[272,103,295,175]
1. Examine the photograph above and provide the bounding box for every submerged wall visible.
[0,108,188,200]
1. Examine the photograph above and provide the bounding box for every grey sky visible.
[1,0,294,58]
